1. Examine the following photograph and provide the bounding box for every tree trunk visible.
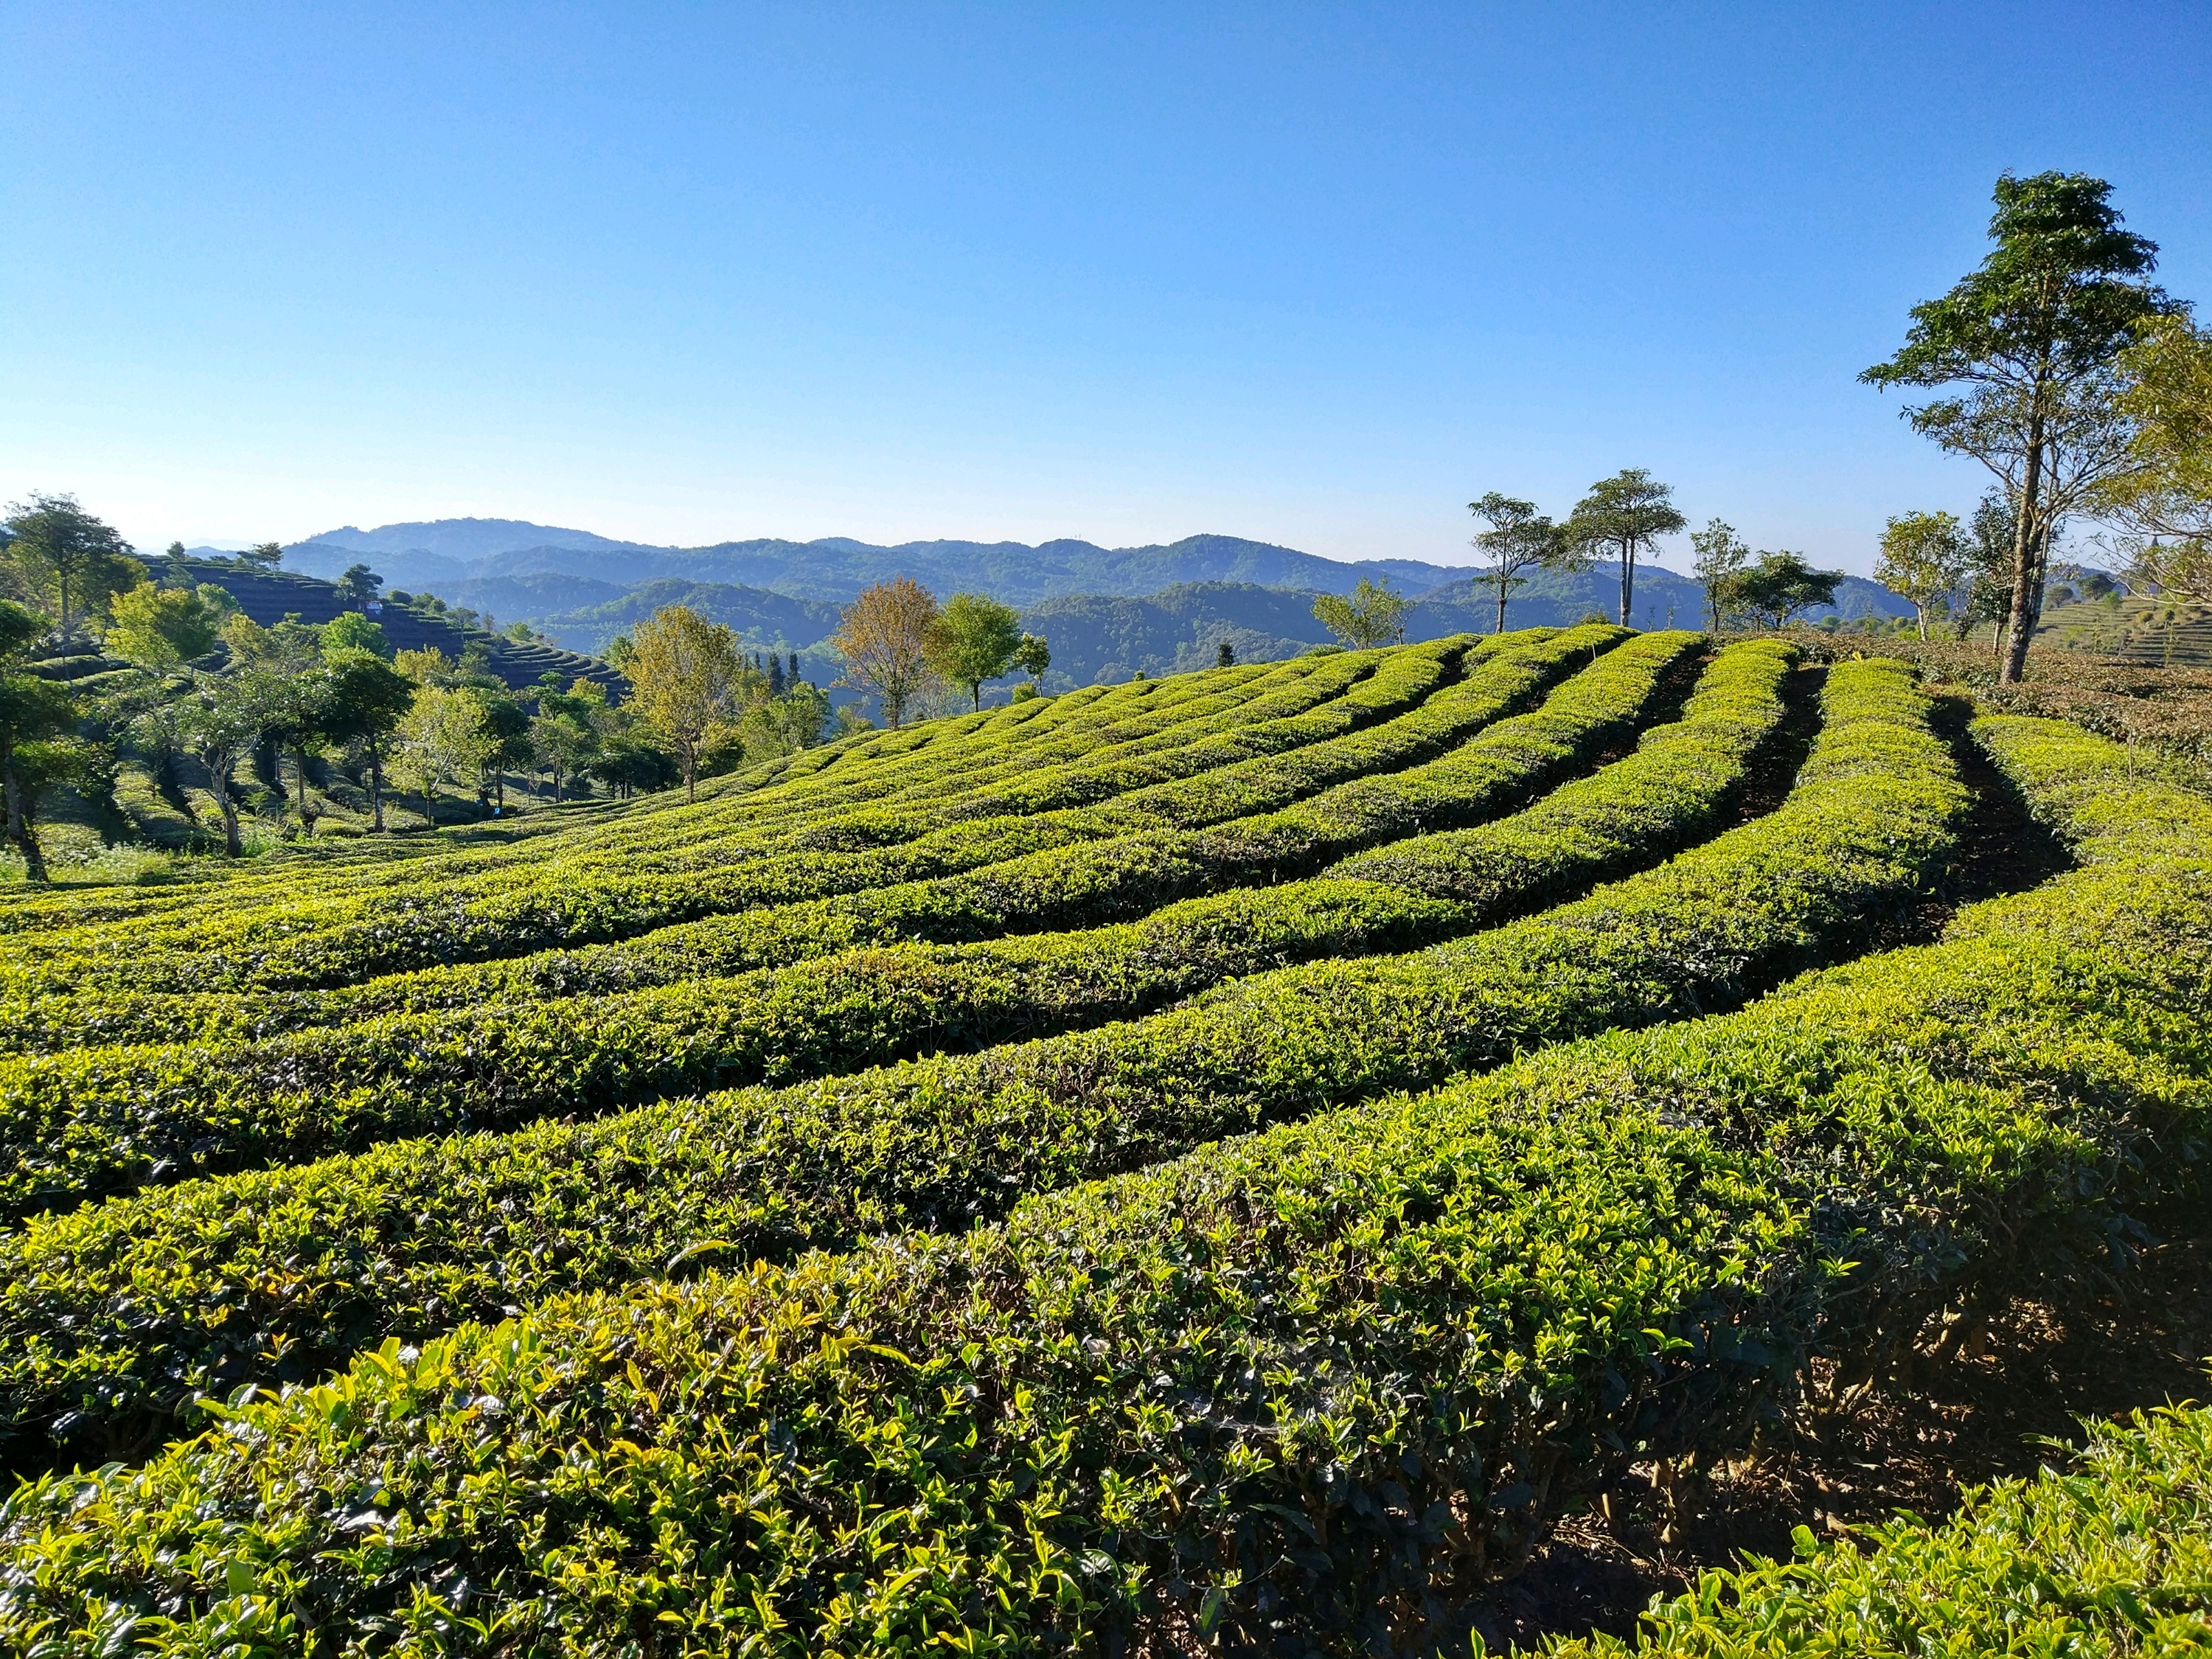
[1619,546,1635,627]
[294,745,310,827]
[1999,417,2048,686]
[1916,606,1929,642]
[1495,587,1508,634]
[1,747,49,884]
[369,741,386,832]
[216,776,242,858]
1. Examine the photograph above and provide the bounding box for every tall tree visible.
[170,674,286,858]
[1312,577,1411,648]
[1862,171,2171,683]
[0,599,74,880]
[1,495,145,642]
[393,684,498,806]
[1012,633,1051,689]
[1875,511,1972,640]
[1732,552,1843,631]
[2097,313,2212,601]
[1565,470,1685,625]
[627,604,745,800]
[334,563,385,606]
[316,650,413,831]
[925,592,1024,712]
[1469,493,1573,633]
[1688,519,1750,632]
[832,577,941,729]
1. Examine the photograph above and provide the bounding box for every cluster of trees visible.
[1464,470,1694,633]
[828,577,1050,726]
[0,499,860,877]
[1462,473,1844,637]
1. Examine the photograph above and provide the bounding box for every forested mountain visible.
[274,515,1915,689]
[282,523,1465,606]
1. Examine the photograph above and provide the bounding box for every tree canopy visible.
[1875,512,1972,640]
[1733,552,1843,631]
[1,495,144,641]
[104,582,222,672]
[625,605,746,801]
[2101,313,2212,601]
[1312,577,1409,648]
[926,592,1024,712]
[1469,493,1571,634]
[1862,171,2173,681]
[1565,469,1683,625]
[832,577,941,728]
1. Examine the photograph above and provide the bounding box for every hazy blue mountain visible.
[302,518,649,560]
[416,573,633,622]
[285,519,1469,608]
[283,543,476,588]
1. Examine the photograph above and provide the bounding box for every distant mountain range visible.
[269,517,1916,692]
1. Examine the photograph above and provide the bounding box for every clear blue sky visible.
[4,3,2205,573]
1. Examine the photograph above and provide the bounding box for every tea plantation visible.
[2,630,2208,1654]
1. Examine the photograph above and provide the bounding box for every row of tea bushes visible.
[1,714,2199,1652]
[0,653,1349,941]
[0,638,1486,998]
[0,656,1295,939]
[0,632,1608,1011]
[0,638,1760,1217]
[0,631,1660,1057]
[0,653,1944,1461]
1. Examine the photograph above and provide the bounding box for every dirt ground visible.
[1461,1231,2212,1649]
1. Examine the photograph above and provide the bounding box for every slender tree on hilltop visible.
[2099,313,2212,602]
[1,495,144,642]
[832,576,941,728]
[926,592,1024,712]
[1863,171,2172,684]
[1012,633,1051,689]
[1469,493,1576,634]
[1688,519,1750,633]
[626,604,744,801]
[1565,470,1685,627]
[1876,511,1973,640]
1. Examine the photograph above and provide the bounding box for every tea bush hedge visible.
[0,634,1537,998]
[2,713,2202,1655]
[0,630,1626,1051]
[0,650,1950,1462]
[1540,1398,2212,1657]
[0,633,1733,1212]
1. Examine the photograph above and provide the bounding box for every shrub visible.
[2,712,2203,1655]
[0,652,1955,1462]
[0,635,1725,1213]
[1541,1399,2212,1656]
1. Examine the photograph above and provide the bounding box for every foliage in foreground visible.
[0,653,1931,1472]
[0,709,2202,1653]
[1537,1394,2212,1656]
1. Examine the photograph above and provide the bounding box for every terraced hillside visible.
[1,629,2208,1654]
